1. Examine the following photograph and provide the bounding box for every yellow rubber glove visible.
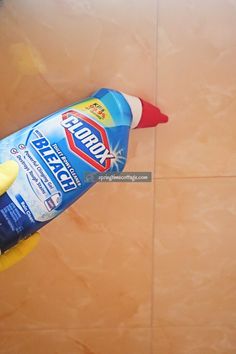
[0,161,40,272]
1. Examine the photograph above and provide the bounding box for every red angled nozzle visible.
[136,98,168,128]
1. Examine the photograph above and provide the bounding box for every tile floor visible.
[0,0,236,353]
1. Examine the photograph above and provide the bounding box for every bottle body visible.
[0,89,132,252]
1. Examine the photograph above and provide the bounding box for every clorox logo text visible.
[61,110,114,172]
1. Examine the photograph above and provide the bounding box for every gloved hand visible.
[0,161,40,271]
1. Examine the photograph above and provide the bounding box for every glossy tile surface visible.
[154,178,236,327]
[1,0,236,353]
[153,327,236,354]
[0,181,153,329]
[0,0,157,172]
[156,0,236,177]
[0,329,150,354]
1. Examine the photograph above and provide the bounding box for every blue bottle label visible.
[0,91,131,252]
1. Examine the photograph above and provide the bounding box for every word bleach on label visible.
[0,88,168,253]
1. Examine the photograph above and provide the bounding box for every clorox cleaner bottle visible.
[0,88,168,253]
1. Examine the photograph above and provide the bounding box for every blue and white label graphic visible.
[0,90,131,252]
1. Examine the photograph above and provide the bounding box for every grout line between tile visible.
[1,324,235,333]
[0,327,150,333]
[150,0,160,353]
[154,175,236,180]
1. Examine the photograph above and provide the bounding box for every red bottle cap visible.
[136,98,168,128]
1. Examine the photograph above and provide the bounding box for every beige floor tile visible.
[0,0,158,174]
[155,0,236,177]
[0,328,151,354]
[0,0,157,332]
[154,178,236,326]
[153,326,236,354]
[0,181,154,329]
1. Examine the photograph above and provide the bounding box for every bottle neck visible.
[121,93,142,129]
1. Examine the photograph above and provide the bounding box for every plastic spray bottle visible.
[0,88,168,253]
